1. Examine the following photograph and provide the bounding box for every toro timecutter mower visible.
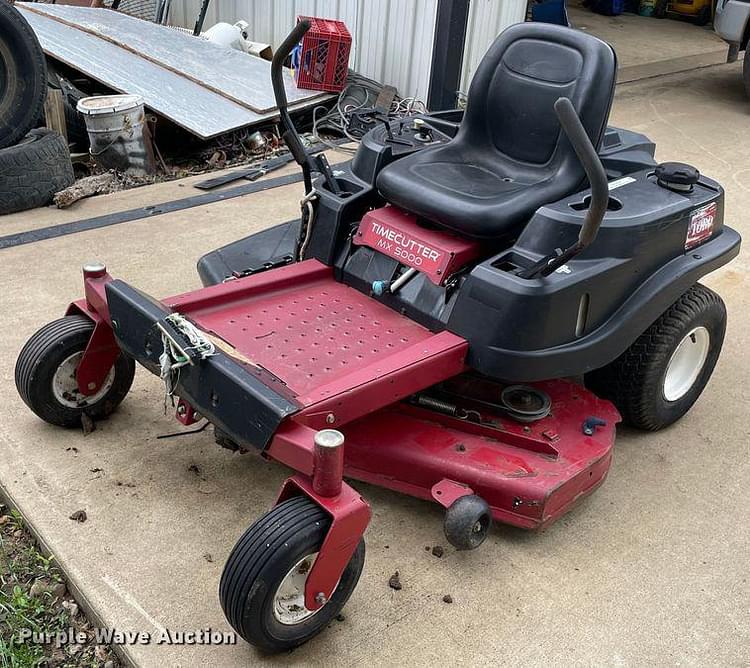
[16,21,740,651]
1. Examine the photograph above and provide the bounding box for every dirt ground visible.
[0,61,748,666]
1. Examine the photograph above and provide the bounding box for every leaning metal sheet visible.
[20,9,254,138]
[20,3,328,114]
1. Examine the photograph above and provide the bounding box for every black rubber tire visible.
[0,129,75,214]
[694,5,711,26]
[444,495,492,551]
[46,64,90,149]
[585,283,726,431]
[744,47,750,99]
[15,315,135,428]
[0,0,47,149]
[220,496,365,653]
[62,97,90,149]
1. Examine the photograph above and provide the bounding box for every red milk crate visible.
[294,16,352,93]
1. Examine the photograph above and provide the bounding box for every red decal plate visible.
[353,206,482,285]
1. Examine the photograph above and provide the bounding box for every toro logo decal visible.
[685,202,717,250]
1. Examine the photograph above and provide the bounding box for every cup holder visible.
[569,194,622,212]
[323,176,363,199]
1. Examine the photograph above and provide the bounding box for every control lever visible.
[520,97,609,279]
[314,154,342,195]
[271,20,341,195]
[381,119,411,146]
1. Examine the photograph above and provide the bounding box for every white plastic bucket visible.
[77,94,154,175]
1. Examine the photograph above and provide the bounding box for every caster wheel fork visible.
[219,495,366,653]
[15,315,134,428]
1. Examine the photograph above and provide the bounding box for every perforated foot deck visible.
[166,260,467,416]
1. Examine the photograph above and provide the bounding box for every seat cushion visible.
[377,144,555,239]
[376,22,616,239]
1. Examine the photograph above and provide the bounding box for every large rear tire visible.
[585,284,726,431]
[220,496,365,652]
[744,47,750,99]
[0,0,47,149]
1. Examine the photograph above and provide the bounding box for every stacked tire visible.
[0,0,74,214]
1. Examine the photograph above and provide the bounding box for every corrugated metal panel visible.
[168,0,525,104]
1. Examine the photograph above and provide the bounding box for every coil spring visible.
[414,395,459,416]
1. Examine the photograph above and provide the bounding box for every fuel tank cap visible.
[655,162,700,192]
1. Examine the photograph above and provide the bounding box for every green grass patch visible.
[0,506,117,667]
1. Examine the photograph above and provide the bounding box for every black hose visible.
[554,97,608,248]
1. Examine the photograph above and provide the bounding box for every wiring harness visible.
[312,71,426,153]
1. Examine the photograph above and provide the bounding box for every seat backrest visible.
[457,22,616,180]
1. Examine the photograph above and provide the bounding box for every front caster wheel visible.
[586,283,726,431]
[15,315,135,428]
[444,494,492,551]
[219,496,365,653]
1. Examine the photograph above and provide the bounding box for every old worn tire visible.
[0,0,47,149]
[585,284,726,431]
[744,47,750,99]
[46,64,89,149]
[15,315,135,428]
[694,5,711,25]
[220,496,365,653]
[0,129,74,214]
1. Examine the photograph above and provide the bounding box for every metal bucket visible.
[76,94,154,175]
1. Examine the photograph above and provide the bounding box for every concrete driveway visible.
[0,62,748,667]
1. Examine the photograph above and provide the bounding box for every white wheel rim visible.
[51,352,115,409]
[663,326,710,402]
[272,552,322,625]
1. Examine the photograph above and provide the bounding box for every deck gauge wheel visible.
[219,496,365,652]
[444,494,493,550]
[15,315,135,427]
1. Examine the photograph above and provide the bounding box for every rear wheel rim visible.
[51,351,115,408]
[663,326,710,402]
[272,552,322,625]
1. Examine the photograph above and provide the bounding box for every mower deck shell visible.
[341,379,619,529]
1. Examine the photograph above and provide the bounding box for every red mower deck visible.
[343,379,619,530]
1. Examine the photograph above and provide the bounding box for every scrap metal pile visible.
[0,0,423,213]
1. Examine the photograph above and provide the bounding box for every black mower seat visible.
[376,23,616,240]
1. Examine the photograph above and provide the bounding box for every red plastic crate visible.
[294,16,352,93]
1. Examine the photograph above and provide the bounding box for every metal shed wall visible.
[168,0,527,103]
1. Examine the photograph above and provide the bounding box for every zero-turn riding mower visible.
[15,21,740,652]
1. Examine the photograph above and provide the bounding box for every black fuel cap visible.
[655,162,700,192]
